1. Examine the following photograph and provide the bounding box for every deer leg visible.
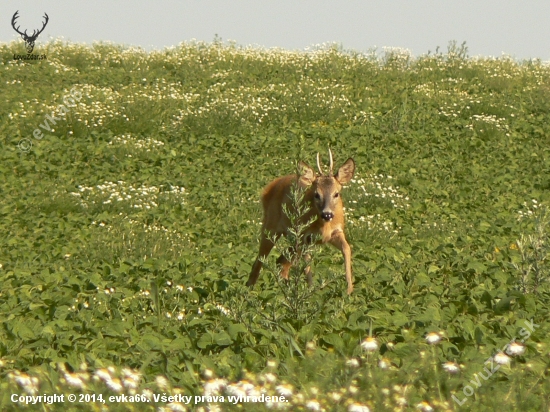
[329,230,353,294]
[277,249,311,285]
[276,248,293,280]
[246,234,275,287]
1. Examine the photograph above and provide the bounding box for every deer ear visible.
[298,161,315,187]
[336,158,355,185]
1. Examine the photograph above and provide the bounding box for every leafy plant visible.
[512,206,550,294]
[262,178,326,324]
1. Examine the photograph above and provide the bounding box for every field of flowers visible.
[1,39,550,411]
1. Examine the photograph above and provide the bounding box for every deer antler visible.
[11,11,49,41]
[328,148,334,175]
[11,11,26,37]
[316,153,323,175]
[32,13,49,40]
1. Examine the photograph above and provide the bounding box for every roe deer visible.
[246,149,356,294]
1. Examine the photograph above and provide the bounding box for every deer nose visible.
[321,212,334,221]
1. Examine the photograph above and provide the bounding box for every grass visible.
[1,39,550,411]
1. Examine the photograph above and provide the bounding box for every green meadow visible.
[1,39,550,411]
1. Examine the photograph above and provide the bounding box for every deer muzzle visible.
[321,211,334,221]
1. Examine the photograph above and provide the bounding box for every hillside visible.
[1,40,550,411]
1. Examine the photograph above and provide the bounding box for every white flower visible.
[12,373,39,395]
[105,378,123,392]
[236,380,255,395]
[203,378,227,395]
[416,401,434,411]
[276,384,293,397]
[494,352,511,365]
[442,361,460,374]
[348,403,370,412]
[225,384,246,398]
[396,396,407,406]
[94,368,112,382]
[122,368,141,381]
[262,373,277,383]
[361,337,378,352]
[155,375,170,389]
[306,400,321,411]
[507,342,525,356]
[64,373,86,389]
[121,369,140,389]
[378,358,391,369]
[123,376,139,390]
[346,358,360,368]
[425,332,441,345]
[166,402,187,412]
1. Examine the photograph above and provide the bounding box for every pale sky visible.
[1,0,549,59]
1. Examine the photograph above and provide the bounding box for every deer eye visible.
[314,193,321,199]
[334,193,339,198]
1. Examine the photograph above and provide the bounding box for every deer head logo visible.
[11,11,49,54]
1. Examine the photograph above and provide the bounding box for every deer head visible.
[299,148,355,222]
[11,11,49,54]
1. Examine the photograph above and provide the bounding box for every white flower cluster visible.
[108,134,165,151]
[381,47,412,69]
[353,174,409,208]
[413,78,470,99]
[70,180,185,209]
[346,174,409,233]
[517,199,540,220]
[172,78,353,126]
[466,114,510,133]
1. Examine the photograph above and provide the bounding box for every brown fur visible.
[246,154,356,294]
